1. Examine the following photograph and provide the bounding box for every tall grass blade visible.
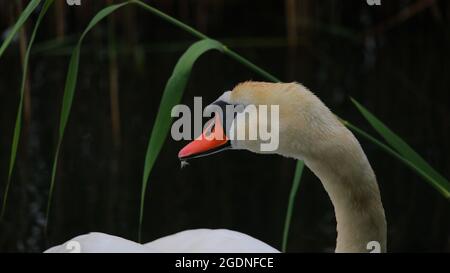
[282,160,304,252]
[0,0,42,59]
[1,0,54,220]
[139,39,224,241]
[46,2,129,229]
[350,99,450,198]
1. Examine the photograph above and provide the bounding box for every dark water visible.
[0,0,449,252]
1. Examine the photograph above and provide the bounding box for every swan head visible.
[178,81,347,161]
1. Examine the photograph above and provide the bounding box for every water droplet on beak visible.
[180,160,189,169]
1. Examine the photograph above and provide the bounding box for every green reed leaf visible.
[282,160,304,252]
[1,0,54,220]
[351,98,450,198]
[46,2,129,229]
[139,39,224,241]
[0,0,42,59]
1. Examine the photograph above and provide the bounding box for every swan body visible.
[45,229,278,253]
[45,81,386,253]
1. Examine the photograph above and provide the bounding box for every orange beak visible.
[178,115,231,160]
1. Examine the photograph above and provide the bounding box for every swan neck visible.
[302,143,387,253]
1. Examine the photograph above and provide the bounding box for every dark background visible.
[0,0,449,252]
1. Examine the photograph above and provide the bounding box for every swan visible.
[45,81,386,253]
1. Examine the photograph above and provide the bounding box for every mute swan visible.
[45,81,386,253]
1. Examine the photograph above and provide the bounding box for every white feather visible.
[45,229,279,253]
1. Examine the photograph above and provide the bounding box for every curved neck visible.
[302,136,386,252]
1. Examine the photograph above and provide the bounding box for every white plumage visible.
[45,229,279,253]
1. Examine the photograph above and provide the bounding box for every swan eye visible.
[204,124,216,137]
